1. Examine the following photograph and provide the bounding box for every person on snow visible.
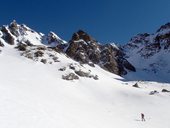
[141,113,145,121]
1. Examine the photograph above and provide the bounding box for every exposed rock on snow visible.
[17,45,59,64]
[132,83,140,88]
[15,43,27,51]
[162,89,170,92]
[68,63,99,80]
[40,59,47,64]
[62,73,79,80]
[58,67,66,71]
[149,90,159,95]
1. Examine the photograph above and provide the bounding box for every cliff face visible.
[66,30,135,75]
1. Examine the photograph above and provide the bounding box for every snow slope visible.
[124,48,170,83]
[0,43,170,128]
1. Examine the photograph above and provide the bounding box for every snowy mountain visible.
[0,21,170,128]
[123,22,170,82]
[0,20,67,47]
[0,21,135,76]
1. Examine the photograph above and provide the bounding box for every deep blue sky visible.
[1,0,170,44]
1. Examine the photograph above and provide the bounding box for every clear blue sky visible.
[1,0,170,44]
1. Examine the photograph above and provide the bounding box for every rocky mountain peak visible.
[124,22,170,59]
[71,30,94,42]
[157,22,170,32]
[66,30,135,75]
[9,20,19,29]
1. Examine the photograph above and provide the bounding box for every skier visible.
[141,113,145,121]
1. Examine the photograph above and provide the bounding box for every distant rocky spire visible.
[10,20,18,28]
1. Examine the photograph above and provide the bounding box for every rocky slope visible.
[1,20,170,81]
[0,21,135,76]
[123,22,170,82]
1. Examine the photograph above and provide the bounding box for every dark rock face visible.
[66,30,100,64]
[100,44,120,74]
[1,26,15,45]
[122,59,136,72]
[9,20,20,37]
[155,32,170,50]
[34,51,44,57]
[15,43,27,51]
[66,30,136,75]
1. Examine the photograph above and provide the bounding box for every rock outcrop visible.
[66,30,135,75]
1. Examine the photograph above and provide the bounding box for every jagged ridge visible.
[0,21,135,76]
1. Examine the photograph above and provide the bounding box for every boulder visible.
[75,70,90,77]
[162,89,170,93]
[132,83,139,88]
[52,56,59,62]
[62,73,79,80]
[41,59,47,64]
[15,43,27,51]
[149,90,159,95]
[34,51,44,57]
[58,67,66,71]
